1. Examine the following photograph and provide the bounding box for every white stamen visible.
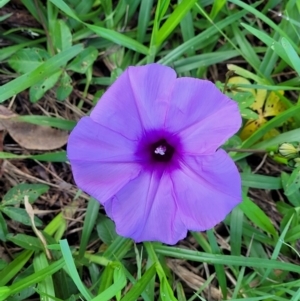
[154,145,167,155]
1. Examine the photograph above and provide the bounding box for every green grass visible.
[1,0,300,300]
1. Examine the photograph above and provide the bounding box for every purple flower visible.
[67,64,242,245]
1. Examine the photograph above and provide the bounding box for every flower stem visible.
[226,148,267,153]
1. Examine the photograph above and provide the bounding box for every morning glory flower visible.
[67,64,242,245]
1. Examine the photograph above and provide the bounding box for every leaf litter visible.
[0,105,68,150]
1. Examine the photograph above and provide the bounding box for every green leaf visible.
[241,174,282,190]
[159,7,253,65]
[67,46,98,74]
[96,214,118,245]
[0,43,84,103]
[230,0,298,50]
[8,258,65,296]
[7,234,44,251]
[240,108,259,120]
[93,262,127,301]
[144,242,177,301]
[15,115,76,131]
[231,91,256,109]
[59,239,93,300]
[281,37,300,78]
[56,71,73,101]
[29,69,62,103]
[241,23,292,67]
[0,286,10,301]
[0,212,8,242]
[207,230,227,298]
[233,128,300,162]
[98,263,114,294]
[0,0,10,8]
[49,0,149,55]
[154,245,300,274]
[209,0,226,20]
[0,38,47,61]
[1,207,43,227]
[281,172,300,207]
[239,194,277,237]
[33,252,56,300]
[120,264,156,301]
[78,198,100,258]
[156,0,197,47]
[239,105,300,150]
[284,166,300,196]
[137,0,154,43]
[156,263,177,301]
[8,48,51,74]
[230,207,243,256]
[0,151,67,162]
[0,250,33,286]
[103,236,132,261]
[2,183,49,206]
[53,19,72,52]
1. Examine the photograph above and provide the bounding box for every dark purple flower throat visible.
[151,139,175,162]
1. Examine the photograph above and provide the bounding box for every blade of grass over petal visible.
[0,44,84,103]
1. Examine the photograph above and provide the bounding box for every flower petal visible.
[67,117,142,202]
[165,78,241,154]
[172,149,241,230]
[90,64,177,138]
[105,170,187,244]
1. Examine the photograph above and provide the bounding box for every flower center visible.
[151,139,174,162]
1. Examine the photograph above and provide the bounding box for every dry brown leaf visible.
[167,259,222,300]
[0,105,68,150]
